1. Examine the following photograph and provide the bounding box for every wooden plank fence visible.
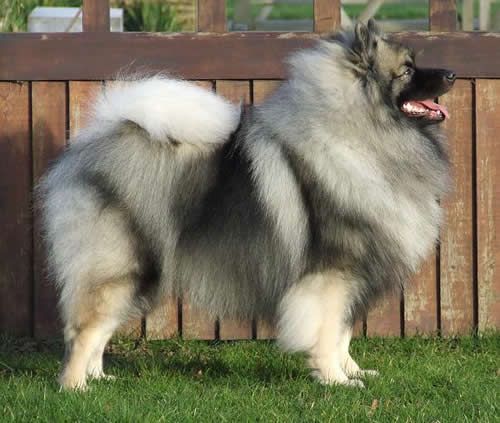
[0,0,498,339]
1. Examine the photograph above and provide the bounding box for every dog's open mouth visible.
[401,100,449,121]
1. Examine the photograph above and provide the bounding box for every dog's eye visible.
[402,67,413,77]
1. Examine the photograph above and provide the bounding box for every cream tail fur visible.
[277,272,378,387]
[93,77,241,144]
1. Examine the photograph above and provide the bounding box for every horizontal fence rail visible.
[1,32,500,81]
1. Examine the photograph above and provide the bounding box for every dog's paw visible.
[58,373,88,392]
[359,369,379,378]
[89,372,116,381]
[343,378,365,388]
[311,370,365,388]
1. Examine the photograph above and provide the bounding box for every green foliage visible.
[113,1,181,32]
[0,0,80,32]
[1,335,498,421]
[0,0,181,32]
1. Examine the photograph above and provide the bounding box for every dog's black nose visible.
[445,71,456,83]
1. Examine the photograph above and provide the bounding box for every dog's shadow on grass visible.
[104,340,306,385]
[0,337,307,386]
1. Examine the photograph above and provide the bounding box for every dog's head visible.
[337,19,455,123]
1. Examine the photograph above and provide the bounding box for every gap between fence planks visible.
[476,80,500,331]
[32,82,67,338]
[0,82,32,336]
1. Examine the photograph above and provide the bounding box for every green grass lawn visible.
[1,335,498,422]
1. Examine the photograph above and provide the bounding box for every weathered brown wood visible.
[182,301,217,340]
[476,79,500,331]
[1,32,499,81]
[83,0,110,32]
[253,80,281,104]
[146,297,179,340]
[352,318,364,338]
[367,292,401,337]
[69,81,103,137]
[314,0,341,33]
[32,82,67,338]
[253,80,282,339]
[439,80,475,335]
[216,80,253,340]
[0,82,32,335]
[178,80,218,340]
[197,0,225,32]
[405,255,438,336]
[429,0,457,31]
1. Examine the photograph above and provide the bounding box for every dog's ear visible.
[353,19,380,58]
[367,18,382,36]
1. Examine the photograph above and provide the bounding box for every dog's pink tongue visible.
[420,100,449,119]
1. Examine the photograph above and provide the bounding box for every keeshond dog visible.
[39,20,455,390]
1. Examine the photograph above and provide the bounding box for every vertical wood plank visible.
[367,293,401,337]
[439,80,475,335]
[146,297,179,340]
[69,81,103,138]
[476,79,500,331]
[429,0,457,31]
[0,82,32,335]
[216,80,253,340]
[252,80,281,105]
[181,80,217,340]
[32,82,67,338]
[405,255,438,335]
[197,0,226,32]
[83,0,110,32]
[313,0,341,33]
[253,80,281,339]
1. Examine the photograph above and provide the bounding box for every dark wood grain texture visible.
[313,0,341,33]
[0,82,32,335]
[405,255,438,336]
[439,80,475,335]
[367,293,401,337]
[197,0,225,32]
[429,0,457,31]
[1,32,499,81]
[32,82,67,338]
[83,0,110,32]
[69,81,103,137]
[476,79,500,331]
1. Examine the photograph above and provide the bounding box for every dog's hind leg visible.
[59,277,139,390]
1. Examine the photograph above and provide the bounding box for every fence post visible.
[429,0,457,31]
[197,0,226,32]
[82,0,110,32]
[313,0,341,33]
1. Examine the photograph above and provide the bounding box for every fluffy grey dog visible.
[39,20,455,390]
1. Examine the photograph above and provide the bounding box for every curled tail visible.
[93,76,241,145]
